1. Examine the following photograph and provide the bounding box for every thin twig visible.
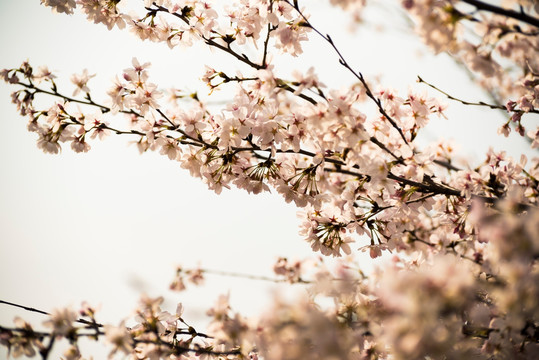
[201,268,312,284]
[0,300,50,317]
[0,299,104,328]
[417,76,539,114]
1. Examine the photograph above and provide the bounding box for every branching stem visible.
[460,0,539,28]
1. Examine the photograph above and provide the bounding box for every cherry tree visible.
[1,0,538,359]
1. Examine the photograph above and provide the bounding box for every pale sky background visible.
[0,1,533,359]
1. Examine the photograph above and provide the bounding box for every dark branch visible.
[0,299,103,328]
[460,0,539,28]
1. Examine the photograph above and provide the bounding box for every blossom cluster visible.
[2,0,539,359]
[403,0,539,138]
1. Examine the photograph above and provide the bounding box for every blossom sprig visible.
[201,67,257,93]
[404,0,539,129]
[299,208,355,257]
[417,75,539,115]
[141,0,311,70]
[282,0,411,146]
[169,265,205,292]
[272,257,305,283]
[3,206,539,359]
[170,260,317,292]
[417,75,538,139]
[0,297,245,360]
[286,163,322,197]
[24,1,539,219]
[5,58,538,260]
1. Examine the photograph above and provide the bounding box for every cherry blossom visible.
[2,0,539,359]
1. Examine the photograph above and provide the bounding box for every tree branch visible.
[284,0,411,146]
[11,77,536,214]
[460,0,539,28]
